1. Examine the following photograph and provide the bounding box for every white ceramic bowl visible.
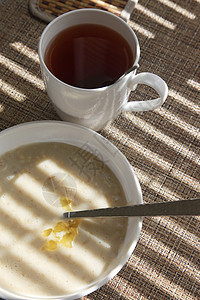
[0,121,142,300]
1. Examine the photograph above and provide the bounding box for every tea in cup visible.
[44,23,134,89]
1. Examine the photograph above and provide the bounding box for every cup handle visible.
[122,72,168,112]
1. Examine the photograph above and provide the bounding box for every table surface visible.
[0,0,199,299]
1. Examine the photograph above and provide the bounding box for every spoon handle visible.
[64,198,200,219]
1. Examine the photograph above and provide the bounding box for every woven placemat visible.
[29,0,132,23]
[0,0,200,299]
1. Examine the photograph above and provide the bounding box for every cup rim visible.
[38,8,141,92]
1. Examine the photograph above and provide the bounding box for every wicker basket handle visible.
[120,0,138,21]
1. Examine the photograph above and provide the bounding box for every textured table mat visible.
[29,0,129,22]
[0,0,200,299]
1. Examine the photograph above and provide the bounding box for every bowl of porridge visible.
[0,121,142,300]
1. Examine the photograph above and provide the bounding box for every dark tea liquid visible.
[44,24,134,89]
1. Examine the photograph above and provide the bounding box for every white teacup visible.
[39,9,168,131]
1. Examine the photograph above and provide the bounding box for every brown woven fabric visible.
[0,0,200,299]
[29,0,127,22]
[39,0,127,15]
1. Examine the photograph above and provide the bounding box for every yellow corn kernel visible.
[42,228,52,237]
[53,221,69,234]
[60,196,72,211]
[41,240,58,252]
[41,219,80,252]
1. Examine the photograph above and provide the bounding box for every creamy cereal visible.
[0,142,127,297]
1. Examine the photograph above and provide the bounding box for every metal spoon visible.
[63,198,200,219]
